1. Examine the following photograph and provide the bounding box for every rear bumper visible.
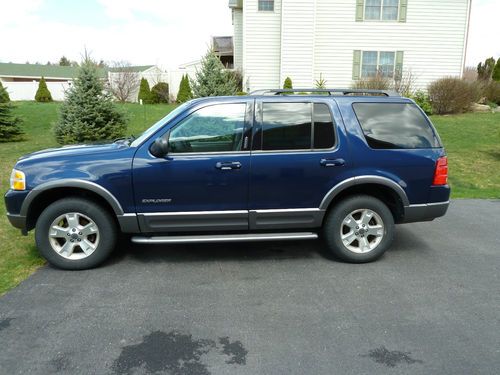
[402,201,449,223]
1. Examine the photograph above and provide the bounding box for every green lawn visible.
[0,102,499,294]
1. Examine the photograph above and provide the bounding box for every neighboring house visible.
[0,63,167,101]
[108,65,169,102]
[229,0,472,91]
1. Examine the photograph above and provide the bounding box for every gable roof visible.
[0,62,129,79]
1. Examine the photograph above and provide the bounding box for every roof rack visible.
[249,88,400,97]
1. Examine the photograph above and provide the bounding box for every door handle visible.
[320,158,345,167]
[215,161,242,170]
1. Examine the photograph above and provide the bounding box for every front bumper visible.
[402,201,449,223]
[5,189,30,234]
[7,213,27,230]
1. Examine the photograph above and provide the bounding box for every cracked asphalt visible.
[0,199,499,374]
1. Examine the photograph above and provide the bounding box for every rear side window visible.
[261,102,335,151]
[353,103,441,149]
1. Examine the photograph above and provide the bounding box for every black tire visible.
[35,198,117,270]
[323,195,395,263]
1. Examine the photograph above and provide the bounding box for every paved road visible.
[0,199,499,375]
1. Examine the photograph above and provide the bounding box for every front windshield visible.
[130,101,192,147]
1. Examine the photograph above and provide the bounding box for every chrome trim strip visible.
[139,210,248,216]
[250,208,323,214]
[131,232,318,244]
[408,201,449,208]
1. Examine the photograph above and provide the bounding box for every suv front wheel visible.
[323,195,395,263]
[35,198,117,270]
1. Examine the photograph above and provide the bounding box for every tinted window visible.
[262,103,312,150]
[313,103,335,149]
[353,103,440,149]
[168,103,246,153]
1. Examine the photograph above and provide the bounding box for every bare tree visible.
[108,61,140,102]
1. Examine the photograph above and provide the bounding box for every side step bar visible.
[131,232,318,244]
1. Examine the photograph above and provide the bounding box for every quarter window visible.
[258,0,274,11]
[365,0,399,21]
[353,103,441,149]
[361,51,395,78]
[261,102,335,151]
[168,103,246,153]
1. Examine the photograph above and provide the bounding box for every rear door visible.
[248,97,350,230]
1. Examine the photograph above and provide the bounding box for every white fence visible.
[3,81,71,101]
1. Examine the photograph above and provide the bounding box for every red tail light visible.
[433,156,448,185]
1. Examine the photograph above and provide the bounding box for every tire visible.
[323,195,394,263]
[35,198,117,270]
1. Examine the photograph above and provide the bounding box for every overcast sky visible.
[0,0,498,69]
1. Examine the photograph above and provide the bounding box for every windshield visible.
[130,102,192,147]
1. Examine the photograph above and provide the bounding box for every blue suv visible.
[5,89,449,269]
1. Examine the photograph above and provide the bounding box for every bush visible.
[493,59,500,82]
[54,60,127,144]
[236,91,247,96]
[176,74,192,103]
[150,82,169,103]
[283,77,293,89]
[138,78,152,104]
[0,102,23,142]
[410,91,433,115]
[35,77,53,102]
[352,74,391,90]
[484,81,500,105]
[191,50,239,97]
[428,77,477,114]
[0,81,10,103]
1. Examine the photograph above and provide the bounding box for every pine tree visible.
[0,81,10,103]
[0,102,23,142]
[138,78,152,104]
[35,77,53,102]
[283,77,293,89]
[176,74,193,103]
[54,60,127,144]
[59,56,71,66]
[477,57,496,81]
[492,59,500,82]
[191,50,239,97]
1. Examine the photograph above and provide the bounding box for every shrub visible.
[0,102,23,142]
[352,74,391,91]
[191,50,239,97]
[410,91,433,115]
[236,91,247,96]
[283,77,293,89]
[493,59,500,82]
[176,74,193,103]
[54,60,127,144]
[315,74,327,89]
[484,81,500,105]
[151,82,169,103]
[428,77,477,114]
[477,57,495,81]
[35,77,53,102]
[138,78,152,104]
[0,81,10,103]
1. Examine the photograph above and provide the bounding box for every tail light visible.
[433,156,448,185]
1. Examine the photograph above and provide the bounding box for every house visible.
[229,0,472,91]
[0,63,167,101]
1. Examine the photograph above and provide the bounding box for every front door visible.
[133,100,253,232]
[249,98,350,230]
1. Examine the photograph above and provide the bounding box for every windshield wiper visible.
[114,135,135,144]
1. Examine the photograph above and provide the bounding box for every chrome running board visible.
[131,232,318,244]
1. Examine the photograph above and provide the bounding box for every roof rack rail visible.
[249,88,400,97]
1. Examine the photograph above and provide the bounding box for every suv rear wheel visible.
[35,198,117,270]
[323,195,394,263]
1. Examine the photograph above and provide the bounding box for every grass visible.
[0,102,499,294]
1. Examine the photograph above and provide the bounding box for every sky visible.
[0,0,498,70]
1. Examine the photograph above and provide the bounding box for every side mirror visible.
[149,134,169,158]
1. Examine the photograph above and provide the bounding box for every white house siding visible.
[280,0,315,87]
[242,0,282,91]
[234,0,470,92]
[233,9,244,70]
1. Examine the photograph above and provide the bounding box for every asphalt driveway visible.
[0,199,499,375]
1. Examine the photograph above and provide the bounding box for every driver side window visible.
[168,103,247,153]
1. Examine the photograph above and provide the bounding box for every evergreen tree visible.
[0,102,23,142]
[492,59,500,82]
[54,60,127,144]
[191,50,239,97]
[151,82,169,103]
[283,77,293,89]
[0,81,10,103]
[35,77,53,102]
[59,56,71,66]
[138,78,152,104]
[477,57,496,81]
[176,74,193,103]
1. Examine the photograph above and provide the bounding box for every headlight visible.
[10,169,26,191]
